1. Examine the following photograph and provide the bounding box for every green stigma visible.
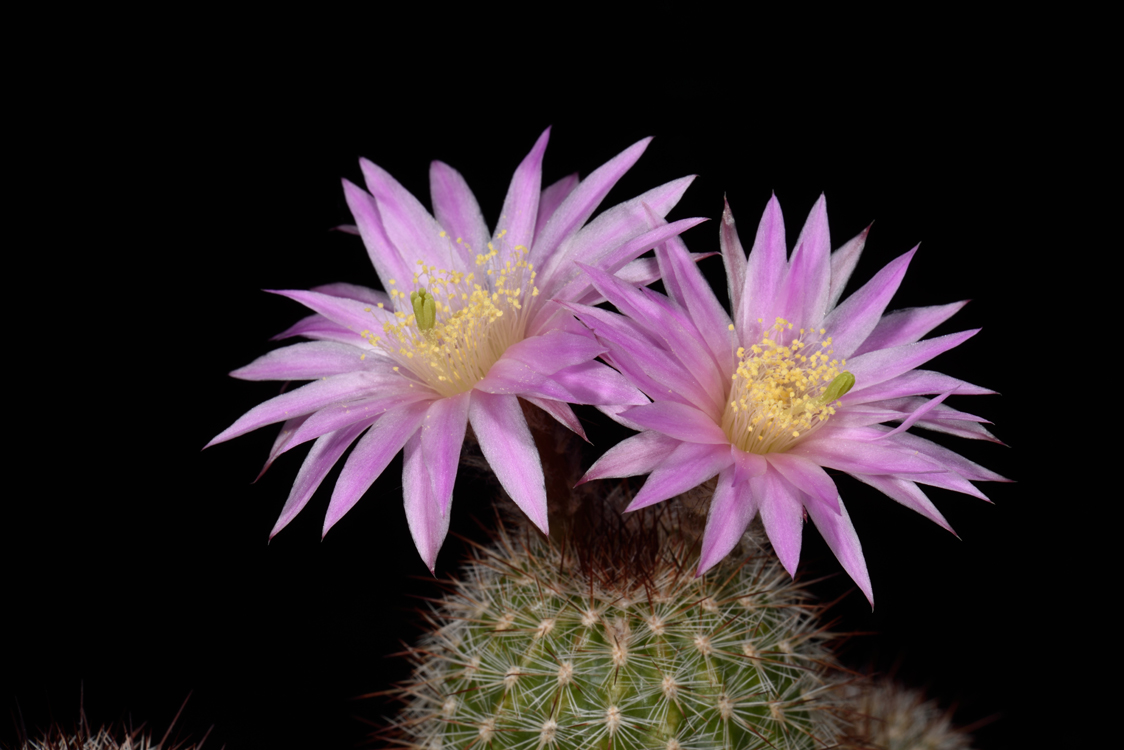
[819,371,855,405]
[411,289,437,331]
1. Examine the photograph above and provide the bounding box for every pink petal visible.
[659,234,737,382]
[310,282,391,307]
[323,399,431,535]
[845,329,981,392]
[468,391,548,533]
[822,247,917,359]
[267,289,395,337]
[271,313,367,347]
[207,371,399,447]
[766,452,841,516]
[619,401,729,445]
[881,430,1010,483]
[791,437,943,475]
[529,136,653,268]
[269,420,374,540]
[533,172,580,246]
[420,392,471,516]
[342,178,413,296]
[851,301,970,357]
[283,389,436,455]
[256,415,310,482]
[547,360,648,406]
[579,431,682,484]
[753,466,805,577]
[853,474,956,534]
[496,127,549,253]
[697,466,758,575]
[720,197,748,322]
[230,341,383,381]
[875,389,956,440]
[777,194,831,332]
[521,396,588,442]
[805,497,874,607]
[843,369,995,404]
[360,158,463,273]
[626,441,732,511]
[731,447,768,486]
[499,330,606,376]
[826,225,870,310]
[740,193,787,341]
[402,432,450,573]
[429,160,489,270]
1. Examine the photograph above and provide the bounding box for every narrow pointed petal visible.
[402,432,450,573]
[310,282,392,307]
[882,430,1011,483]
[626,441,731,511]
[271,313,367,346]
[521,396,587,441]
[822,247,917,359]
[360,158,461,273]
[498,330,605,376]
[792,437,943,474]
[420,392,471,515]
[852,301,970,357]
[207,371,398,447]
[766,452,842,515]
[268,289,395,336]
[468,392,548,533]
[846,329,980,392]
[580,431,681,484]
[530,136,653,267]
[602,252,717,296]
[269,420,373,539]
[720,197,748,320]
[753,466,805,577]
[619,401,729,444]
[913,418,1003,443]
[731,447,768,486]
[805,498,874,607]
[778,194,831,330]
[660,234,737,379]
[533,172,580,246]
[854,474,956,533]
[323,400,430,535]
[547,360,648,406]
[740,193,787,339]
[342,179,413,293]
[429,160,489,269]
[826,225,870,309]
[875,389,956,439]
[231,341,383,381]
[283,389,435,453]
[698,467,758,575]
[495,127,548,252]
[843,369,995,404]
[257,415,310,482]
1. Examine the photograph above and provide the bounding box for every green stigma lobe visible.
[411,289,437,331]
[820,371,855,405]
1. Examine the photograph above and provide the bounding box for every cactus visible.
[843,680,977,750]
[382,483,850,750]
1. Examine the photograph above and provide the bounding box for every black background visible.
[4,18,1083,750]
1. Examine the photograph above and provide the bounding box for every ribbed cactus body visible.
[392,520,842,750]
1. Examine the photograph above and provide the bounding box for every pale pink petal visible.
[875,389,956,440]
[805,498,873,607]
[269,420,373,540]
[429,160,488,269]
[720,197,748,321]
[533,172,580,246]
[826,225,870,310]
[619,401,729,445]
[270,313,367,346]
[766,452,842,515]
[360,158,462,273]
[282,389,436,454]
[851,301,970,357]
[420,392,471,515]
[777,194,831,331]
[468,391,548,533]
[342,179,413,295]
[402,432,450,573]
[602,252,718,296]
[256,415,311,482]
[324,399,431,536]
[730,447,768,486]
[579,431,681,484]
[913,418,1003,443]
[697,466,758,575]
[547,360,648,406]
[853,474,956,534]
[822,247,917,359]
[753,466,805,577]
[845,329,980,392]
[495,127,549,253]
[521,396,587,441]
[207,371,399,447]
[529,137,653,268]
[791,437,943,475]
[499,330,606,376]
[881,430,1011,483]
[267,289,395,337]
[659,234,737,381]
[843,369,995,404]
[626,442,732,511]
[310,282,391,307]
[740,193,787,340]
[230,341,384,381]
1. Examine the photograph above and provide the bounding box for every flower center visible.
[362,232,539,398]
[721,317,854,454]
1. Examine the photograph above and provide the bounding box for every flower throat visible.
[363,232,539,398]
[721,317,854,454]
